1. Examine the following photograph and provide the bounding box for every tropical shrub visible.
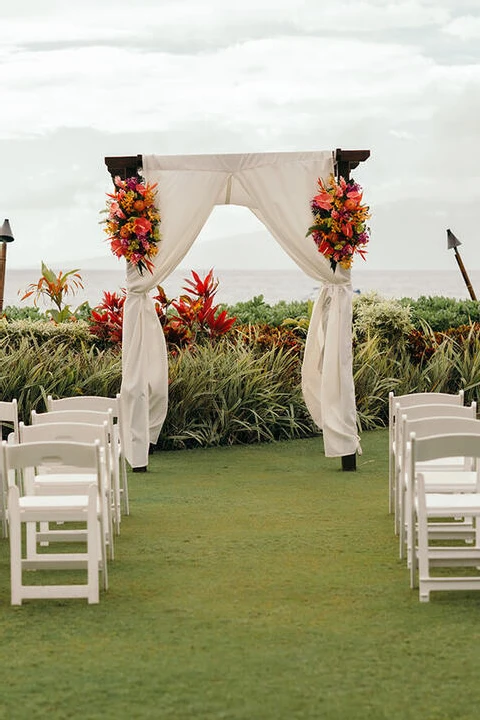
[156,269,236,348]
[1,305,44,321]
[158,339,316,449]
[234,323,305,357]
[89,269,237,350]
[0,335,121,424]
[88,291,125,347]
[20,261,89,322]
[402,295,480,331]
[226,295,310,327]
[406,322,480,363]
[0,313,477,444]
[0,318,96,349]
[352,292,413,346]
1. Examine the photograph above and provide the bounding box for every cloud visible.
[1,0,480,273]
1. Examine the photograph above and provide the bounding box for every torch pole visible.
[0,242,6,313]
[453,247,477,301]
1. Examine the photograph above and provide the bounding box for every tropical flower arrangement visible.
[306,174,370,272]
[103,175,161,275]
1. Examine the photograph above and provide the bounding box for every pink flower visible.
[313,192,332,210]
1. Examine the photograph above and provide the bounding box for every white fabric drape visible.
[120,151,360,467]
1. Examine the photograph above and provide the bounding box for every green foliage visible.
[234,323,305,356]
[226,295,310,326]
[353,335,399,430]
[158,339,316,449]
[1,305,45,321]
[0,318,97,349]
[1,291,479,444]
[401,295,480,331]
[0,334,121,423]
[352,292,413,346]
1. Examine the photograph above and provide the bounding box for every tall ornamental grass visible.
[159,339,316,449]
[0,335,121,427]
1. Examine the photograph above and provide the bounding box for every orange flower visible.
[344,198,358,211]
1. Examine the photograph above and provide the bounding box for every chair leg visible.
[26,521,38,560]
[87,487,100,604]
[8,486,22,606]
[120,453,129,516]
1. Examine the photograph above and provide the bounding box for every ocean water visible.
[3,267,480,309]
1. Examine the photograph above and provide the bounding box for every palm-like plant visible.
[21,261,86,322]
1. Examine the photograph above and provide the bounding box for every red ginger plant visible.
[89,269,236,349]
[89,290,125,345]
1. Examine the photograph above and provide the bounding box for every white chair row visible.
[395,403,477,546]
[400,414,479,565]
[389,389,480,602]
[0,393,130,605]
[410,431,480,603]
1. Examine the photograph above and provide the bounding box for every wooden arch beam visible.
[104,149,370,181]
[335,148,370,180]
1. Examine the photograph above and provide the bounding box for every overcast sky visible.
[1,0,479,273]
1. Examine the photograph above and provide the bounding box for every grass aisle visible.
[1,429,480,719]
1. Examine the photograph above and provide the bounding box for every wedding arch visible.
[104,149,370,470]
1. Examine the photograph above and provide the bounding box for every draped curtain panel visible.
[120,151,360,468]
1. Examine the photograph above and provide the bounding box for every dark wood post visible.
[336,150,370,471]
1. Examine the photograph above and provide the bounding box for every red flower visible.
[133,216,152,236]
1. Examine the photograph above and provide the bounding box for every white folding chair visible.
[395,402,477,540]
[0,399,19,443]
[411,432,480,602]
[0,399,19,537]
[2,439,107,605]
[19,420,114,560]
[388,390,464,519]
[400,413,480,563]
[32,408,121,535]
[47,394,129,516]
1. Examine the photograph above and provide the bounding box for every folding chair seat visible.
[0,399,19,537]
[32,408,121,535]
[19,420,114,560]
[2,440,108,605]
[46,394,129,516]
[410,432,480,602]
[388,390,464,521]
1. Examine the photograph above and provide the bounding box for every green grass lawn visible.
[1,429,480,719]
